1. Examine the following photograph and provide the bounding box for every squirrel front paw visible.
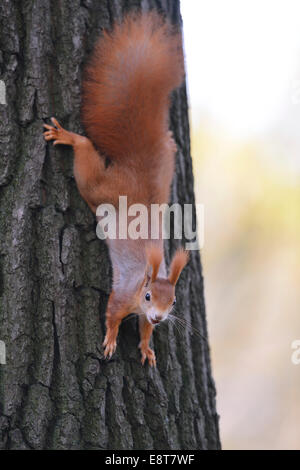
[103,331,117,359]
[139,344,156,367]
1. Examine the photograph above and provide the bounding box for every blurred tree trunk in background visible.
[0,0,220,450]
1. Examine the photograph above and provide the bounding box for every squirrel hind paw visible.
[42,119,74,146]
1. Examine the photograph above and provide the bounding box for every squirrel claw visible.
[140,346,156,367]
[42,118,73,146]
[103,335,117,359]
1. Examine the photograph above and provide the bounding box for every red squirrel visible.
[43,11,188,366]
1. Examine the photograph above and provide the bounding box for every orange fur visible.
[139,315,156,366]
[81,11,184,163]
[146,244,163,282]
[168,249,189,285]
[151,278,175,311]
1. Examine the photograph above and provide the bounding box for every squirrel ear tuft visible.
[168,249,189,285]
[146,244,163,282]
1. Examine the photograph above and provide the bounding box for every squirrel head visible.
[139,245,189,325]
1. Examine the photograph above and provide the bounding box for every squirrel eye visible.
[173,297,176,306]
[145,292,151,301]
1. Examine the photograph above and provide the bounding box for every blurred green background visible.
[181,0,300,449]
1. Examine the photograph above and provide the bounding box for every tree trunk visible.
[0,0,220,450]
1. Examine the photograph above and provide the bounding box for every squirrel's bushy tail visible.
[81,11,184,161]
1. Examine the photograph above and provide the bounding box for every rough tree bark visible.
[0,0,220,450]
